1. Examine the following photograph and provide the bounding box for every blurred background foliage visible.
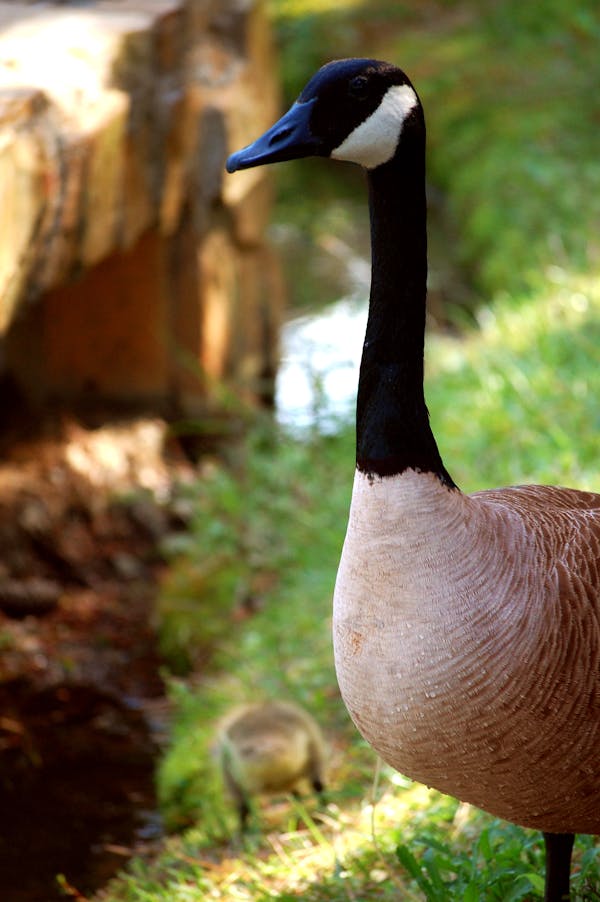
[271,0,600,301]
[102,1,600,899]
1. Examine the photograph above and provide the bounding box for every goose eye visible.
[348,75,368,98]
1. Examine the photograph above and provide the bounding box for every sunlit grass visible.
[98,764,599,900]
[270,0,600,302]
[273,0,364,16]
[96,2,600,899]
[97,266,600,901]
[427,272,600,491]
[366,0,600,300]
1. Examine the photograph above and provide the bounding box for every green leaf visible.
[478,828,493,861]
[502,874,545,902]
[422,851,447,892]
[523,872,546,893]
[396,844,437,897]
[463,882,480,902]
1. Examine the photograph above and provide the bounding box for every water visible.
[272,190,474,435]
[274,230,370,434]
[275,295,367,434]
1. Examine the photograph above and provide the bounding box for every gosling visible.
[217,700,327,829]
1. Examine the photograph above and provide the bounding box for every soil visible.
[0,416,194,901]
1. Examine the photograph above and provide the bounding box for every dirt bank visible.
[0,417,192,900]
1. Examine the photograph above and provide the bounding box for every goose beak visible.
[226,98,320,172]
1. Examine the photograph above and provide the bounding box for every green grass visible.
[96,2,600,899]
[97,274,600,900]
[391,0,600,300]
[427,274,600,493]
[269,0,600,304]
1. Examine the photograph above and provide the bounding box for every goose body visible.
[335,472,600,834]
[227,58,600,895]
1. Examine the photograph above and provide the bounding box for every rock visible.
[0,577,61,618]
[0,0,283,419]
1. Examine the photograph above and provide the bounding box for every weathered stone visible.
[43,229,171,405]
[0,577,61,619]
[0,88,54,327]
[0,0,282,416]
[80,92,130,267]
[233,244,284,402]
[229,174,275,249]
[198,227,238,382]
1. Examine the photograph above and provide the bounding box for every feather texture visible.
[334,471,600,833]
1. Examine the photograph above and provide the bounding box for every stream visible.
[274,225,371,434]
[273,188,470,434]
[276,295,367,434]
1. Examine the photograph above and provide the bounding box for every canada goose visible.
[217,700,326,829]
[226,59,600,898]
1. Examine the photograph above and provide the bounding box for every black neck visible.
[356,127,455,486]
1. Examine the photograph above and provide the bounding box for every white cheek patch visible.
[331,84,419,169]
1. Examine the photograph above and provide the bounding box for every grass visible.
[269,0,600,304]
[390,0,600,300]
[96,273,600,900]
[95,1,600,899]
[427,273,600,493]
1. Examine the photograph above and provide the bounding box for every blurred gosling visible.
[217,700,327,829]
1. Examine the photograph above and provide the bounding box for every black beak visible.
[226,98,320,173]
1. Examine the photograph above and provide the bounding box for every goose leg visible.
[543,832,574,902]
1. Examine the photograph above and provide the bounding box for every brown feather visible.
[333,470,600,833]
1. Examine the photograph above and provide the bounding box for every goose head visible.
[226,58,422,173]
[228,58,446,483]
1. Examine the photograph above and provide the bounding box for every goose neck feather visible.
[356,130,453,485]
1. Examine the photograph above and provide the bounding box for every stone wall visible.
[0,0,283,424]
